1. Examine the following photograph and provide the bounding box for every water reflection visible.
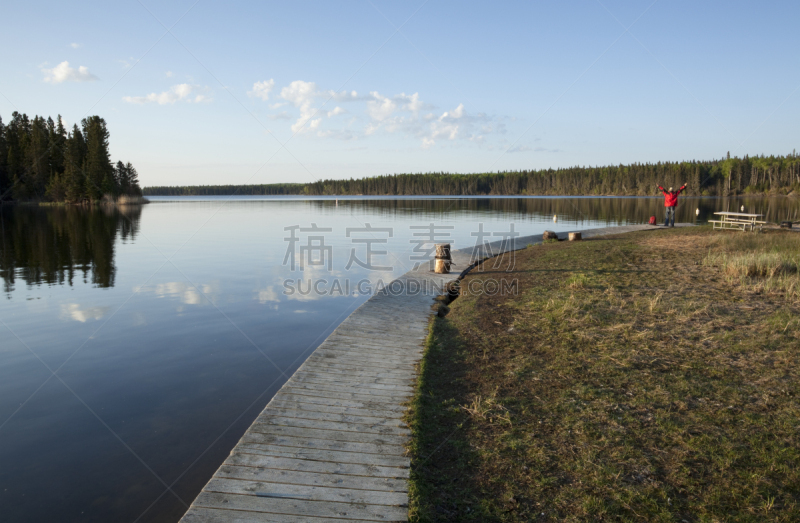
[3,197,798,296]
[0,204,140,292]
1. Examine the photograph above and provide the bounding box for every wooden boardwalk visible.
[179,224,689,522]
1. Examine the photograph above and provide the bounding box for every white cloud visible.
[60,303,110,323]
[122,84,211,105]
[249,79,275,101]
[42,61,98,83]
[135,281,219,306]
[281,80,323,133]
[400,92,423,114]
[366,91,397,121]
[330,90,363,102]
[327,106,346,117]
[429,104,465,141]
[257,287,279,303]
[266,79,503,148]
[165,70,173,78]
[70,43,80,49]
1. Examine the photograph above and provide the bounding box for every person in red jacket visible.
[657,183,687,227]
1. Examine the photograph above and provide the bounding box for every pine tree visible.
[0,116,8,200]
[81,116,114,200]
[48,115,66,179]
[114,161,126,194]
[64,125,88,202]
[125,162,141,195]
[23,116,50,199]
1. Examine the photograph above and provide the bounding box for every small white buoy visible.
[740,205,744,212]
[695,208,699,216]
[553,214,557,223]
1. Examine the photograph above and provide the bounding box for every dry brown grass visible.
[701,230,800,299]
[407,227,800,523]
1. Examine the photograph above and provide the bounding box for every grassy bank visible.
[406,227,800,522]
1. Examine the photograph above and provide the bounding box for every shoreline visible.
[2,197,150,206]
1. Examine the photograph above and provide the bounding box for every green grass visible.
[406,227,800,522]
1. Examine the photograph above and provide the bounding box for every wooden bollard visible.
[568,232,582,241]
[434,243,451,274]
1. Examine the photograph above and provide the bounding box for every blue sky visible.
[2,0,798,187]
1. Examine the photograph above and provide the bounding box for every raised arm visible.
[677,183,687,195]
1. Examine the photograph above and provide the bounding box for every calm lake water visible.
[1,195,797,522]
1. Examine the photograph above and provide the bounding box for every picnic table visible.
[709,211,766,231]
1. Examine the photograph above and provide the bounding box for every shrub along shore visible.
[406,226,800,522]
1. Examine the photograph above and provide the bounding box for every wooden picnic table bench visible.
[709,211,766,231]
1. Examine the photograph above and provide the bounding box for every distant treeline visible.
[0,112,142,203]
[144,153,800,197]
[143,183,304,196]
[304,154,800,196]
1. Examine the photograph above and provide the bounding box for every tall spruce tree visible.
[64,125,88,202]
[82,116,114,200]
[0,116,8,200]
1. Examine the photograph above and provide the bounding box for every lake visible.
[1,195,797,522]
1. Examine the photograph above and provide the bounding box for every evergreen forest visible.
[0,112,142,203]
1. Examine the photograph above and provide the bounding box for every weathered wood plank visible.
[203,477,408,506]
[235,445,410,468]
[223,453,409,480]
[275,393,409,413]
[277,386,409,405]
[293,362,416,379]
[317,344,423,358]
[306,351,418,365]
[289,374,416,392]
[294,369,414,385]
[310,350,419,367]
[215,465,409,492]
[281,382,414,399]
[293,366,415,383]
[266,399,407,420]
[243,426,409,449]
[182,507,364,523]
[192,492,408,521]
[252,416,410,437]
[305,354,417,371]
[258,406,408,427]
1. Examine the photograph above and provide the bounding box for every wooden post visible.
[543,230,558,241]
[434,243,451,274]
[568,232,582,241]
